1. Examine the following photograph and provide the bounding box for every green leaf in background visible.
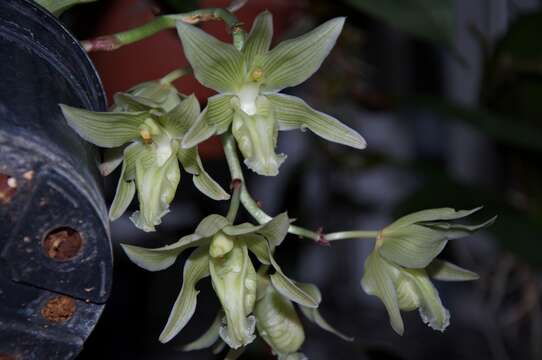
[347,0,455,50]
[35,0,97,16]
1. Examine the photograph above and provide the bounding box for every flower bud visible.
[254,285,305,356]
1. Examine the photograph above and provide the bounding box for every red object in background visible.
[89,0,303,158]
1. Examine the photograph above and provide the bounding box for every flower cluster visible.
[122,213,351,357]
[61,76,229,231]
[361,207,495,334]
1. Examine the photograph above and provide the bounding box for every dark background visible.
[64,0,542,359]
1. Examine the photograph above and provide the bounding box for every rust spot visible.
[0,174,17,204]
[42,227,83,261]
[41,295,76,322]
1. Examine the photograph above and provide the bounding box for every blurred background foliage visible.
[64,0,542,359]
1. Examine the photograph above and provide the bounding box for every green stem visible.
[226,180,242,223]
[159,67,192,85]
[222,133,321,241]
[325,230,379,242]
[82,7,246,52]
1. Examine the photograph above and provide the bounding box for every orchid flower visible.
[61,78,229,232]
[177,11,366,176]
[121,213,351,355]
[361,207,496,334]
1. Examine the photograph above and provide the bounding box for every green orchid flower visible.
[60,77,229,232]
[121,213,351,357]
[177,11,366,176]
[361,207,496,335]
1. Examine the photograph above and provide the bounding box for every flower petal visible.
[177,147,230,201]
[361,252,404,335]
[379,224,448,269]
[296,283,353,341]
[159,246,211,343]
[204,94,236,134]
[108,157,135,221]
[195,214,230,238]
[120,233,205,272]
[181,311,224,351]
[244,236,319,308]
[243,11,273,67]
[267,94,366,149]
[130,149,180,232]
[160,94,200,138]
[182,107,218,149]
[210,244,257,349]
[426,259,479,281]
[260,17,345,92]
[387,207,483,230]
[403,269,450,332]
[60,104,148,147]
[99,146,125,176]
[254,284,305,355]
[177,22,244,93]
[232,97,286,176]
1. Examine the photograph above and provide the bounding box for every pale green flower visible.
[177,11,366,176]
[121,213,351,357]
[361,207,496,335]
[61,79,229,232]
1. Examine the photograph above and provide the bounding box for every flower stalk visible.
[82,5,246,52]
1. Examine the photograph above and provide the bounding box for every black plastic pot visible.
[0,1,111,359]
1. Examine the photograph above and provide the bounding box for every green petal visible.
[380,215,494,269]
[260,17,345,92]
[204,94,235,135]
[182,108,218,149]
[176,22,244,93]
[177,147,230,201]
[159,246,210,343]
[60,104,148,147]
[232,97,286,176]
[120,233,205,271]
[182,311,223,351]
[113,92,163,112]
[269,263,319,309]
[243,11,273,67]
[387,207,483,230]
[130,149,180,232]
[379,225,448,269]
[256,212,290,247]
[424,216,497,239]
[254,285,305,355]
[426,259,479,282]
[296,283,353,341]
[243,235,318,308]
[267,94,366,149]
[127,80,184,112]
[195,214,230,238]
[210,244,257,349]
[361,252,404,335]
[402,269,450,332]
[108,157,135,221]
[99,146,125,176]
[160,94,200,138]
